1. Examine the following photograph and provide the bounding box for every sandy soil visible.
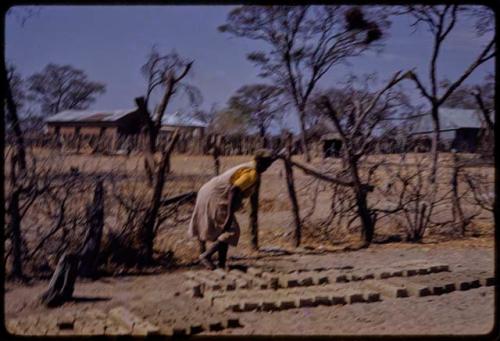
[4,237,495,336]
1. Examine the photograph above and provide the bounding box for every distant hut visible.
[408,107,494,153]
[159,112,208,154]
[306,117,342,158]
[45,108,144,152]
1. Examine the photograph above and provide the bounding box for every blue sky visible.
[6,5,494,132]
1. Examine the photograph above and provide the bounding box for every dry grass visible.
[5,147,495,271]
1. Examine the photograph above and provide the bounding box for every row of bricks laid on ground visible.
[6,309,131,336]
[170,317,242,336]
[212,289,381,312]
[183,264,452,299]
[387,275,495,297]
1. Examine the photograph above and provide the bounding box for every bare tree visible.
[219,6,389,161]
[317,71,409,246]
[400,5,495,183]
[136,47,198,183]
[27,63,106,116]
[227,84,285,147]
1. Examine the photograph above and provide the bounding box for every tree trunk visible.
[3,59,26,171]
[249,175,261,250]
[8,189,24,280]
[429,105,440,184]
[347,156,374,246]
[298,107,311,162]
[141,131,179,264]
[451,152,467,235]
[283,133,302,247]
[78,180,105,278]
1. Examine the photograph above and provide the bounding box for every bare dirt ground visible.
[4,150,495,336]
[4,237,495,336]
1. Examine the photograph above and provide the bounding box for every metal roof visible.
[46,109,137,123]
[410,107,492,134]
[161,112,207,128]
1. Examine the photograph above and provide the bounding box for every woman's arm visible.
[222,186,242,231]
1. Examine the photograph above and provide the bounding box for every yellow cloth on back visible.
[230,167,258,197]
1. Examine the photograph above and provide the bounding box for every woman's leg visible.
[217,242,228,269]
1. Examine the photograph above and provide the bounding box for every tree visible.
[316,71,409,246]
[27,64,106,116]
[400,5,495,183]
[136,47,199,183]
[219,6,389,161]
[228,84,284,146]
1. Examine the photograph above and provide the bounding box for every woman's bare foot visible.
[199,257,216,270]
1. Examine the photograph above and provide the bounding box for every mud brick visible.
[443,283,456,293]
[330,295,347,305]
[299,277,314,286]
[314,295,331,306]
[57,315,75,330]
[226,281,237,291]
[432,285,445,295]
[228,303,243,312]
[469,279,481,289]
[208,321,224,331]
[278,300,296,310]
[185,280,203,298]
[400,282,432,297]
[391,270,404,277]
[481,277,495,286]
[348,292,365,304]
[378,271,393,279]
[242,301,260,311]
[137,321,160,336]
[261,301,278,311]
[313,267,326,272]
[198,277,222,291]
[336,275,349,283]
[363,273,375,280]
[172,326,187,336]
[104,326,129,336]
[269,277,280,290]
[258,282,269,290]
[225,317,241,328]
[364,280,408,298]
[364,292,381,302]
[405,269,419,277]
[235,278,250,289]
[350,274,364,281]
[418,268,430,275]
[315,275,329,285]
[458,281,471,290]
[297,297,316,307]
[189,324,204,335]
[247,267,263,277]
[286,278,300,288]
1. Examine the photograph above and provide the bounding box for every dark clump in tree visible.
[219,6,390,162]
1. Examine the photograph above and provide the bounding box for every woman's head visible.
[254,149,277,173]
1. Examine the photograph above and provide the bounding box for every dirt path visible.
[4,238,495,336]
